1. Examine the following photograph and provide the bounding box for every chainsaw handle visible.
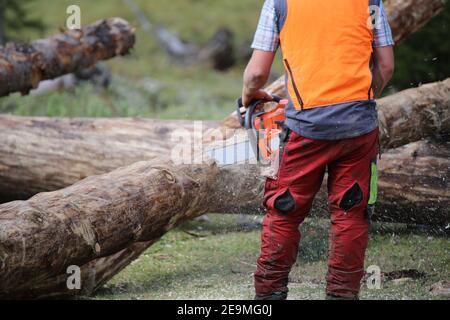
[236,95,282,129]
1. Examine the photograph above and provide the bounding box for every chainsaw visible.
[205,95,288,178]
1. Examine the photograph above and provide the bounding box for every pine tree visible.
[392,3,450,90]
[0,0,45,44]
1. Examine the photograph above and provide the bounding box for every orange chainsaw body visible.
[252,99,288,161]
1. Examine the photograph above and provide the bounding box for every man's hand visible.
[242,89,273,107]
[242,49,276,107]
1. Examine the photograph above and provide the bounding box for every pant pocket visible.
[264,186,296,215]
[339,182,363,211]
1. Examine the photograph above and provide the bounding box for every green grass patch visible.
[94,215,450,300]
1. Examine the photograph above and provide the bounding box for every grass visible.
[1,76,237,120]
[95,215,450,300]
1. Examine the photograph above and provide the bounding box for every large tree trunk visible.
[2,86,448,300]
[1,79,448,203]
[0,117,219,202]
[7,240,155,299]
[0,18,135,97]
[376,139,450,225]
[1,138,449,299]
[377,79,450,149]
[0,160,220,299]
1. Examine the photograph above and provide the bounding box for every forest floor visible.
[94,215,450,300]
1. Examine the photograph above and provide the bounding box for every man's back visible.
[280,0,374,109]
[248,0,394,140]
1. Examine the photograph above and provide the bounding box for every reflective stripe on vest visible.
[280,0,375,110]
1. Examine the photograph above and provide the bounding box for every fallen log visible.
[0,117,219,202]
[8,240,155,299]
[384,0,446,43]
[378,79,450,149]
[376,140,450,225]
[0,160,221,298]
[1,79,448,202]
[309,139,450,226]
[0,18,135,97]
[1,84,448,300]
[1,138,449,299]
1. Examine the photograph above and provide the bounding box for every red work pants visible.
[254,128,379,299]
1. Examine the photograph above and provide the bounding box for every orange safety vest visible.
[280,0,375,110]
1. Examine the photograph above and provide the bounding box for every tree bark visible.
[1,137,449,299]
[0,160,221,299]
[378,79,450,149]
[0,117,220,202]
[0,18,135,97]
[376,139,450,225]
[7,239,155,299]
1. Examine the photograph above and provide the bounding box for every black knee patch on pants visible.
[274,189,296,214]
[339,183,363,211]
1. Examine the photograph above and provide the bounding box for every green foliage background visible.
[391,3,450,90]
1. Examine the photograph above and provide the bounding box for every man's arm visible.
[242,0,279,106]
[371,1,395,98]
[372,45,395,98]
[242,49,276,106]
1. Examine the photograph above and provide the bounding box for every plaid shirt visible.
[252,0,395,52]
